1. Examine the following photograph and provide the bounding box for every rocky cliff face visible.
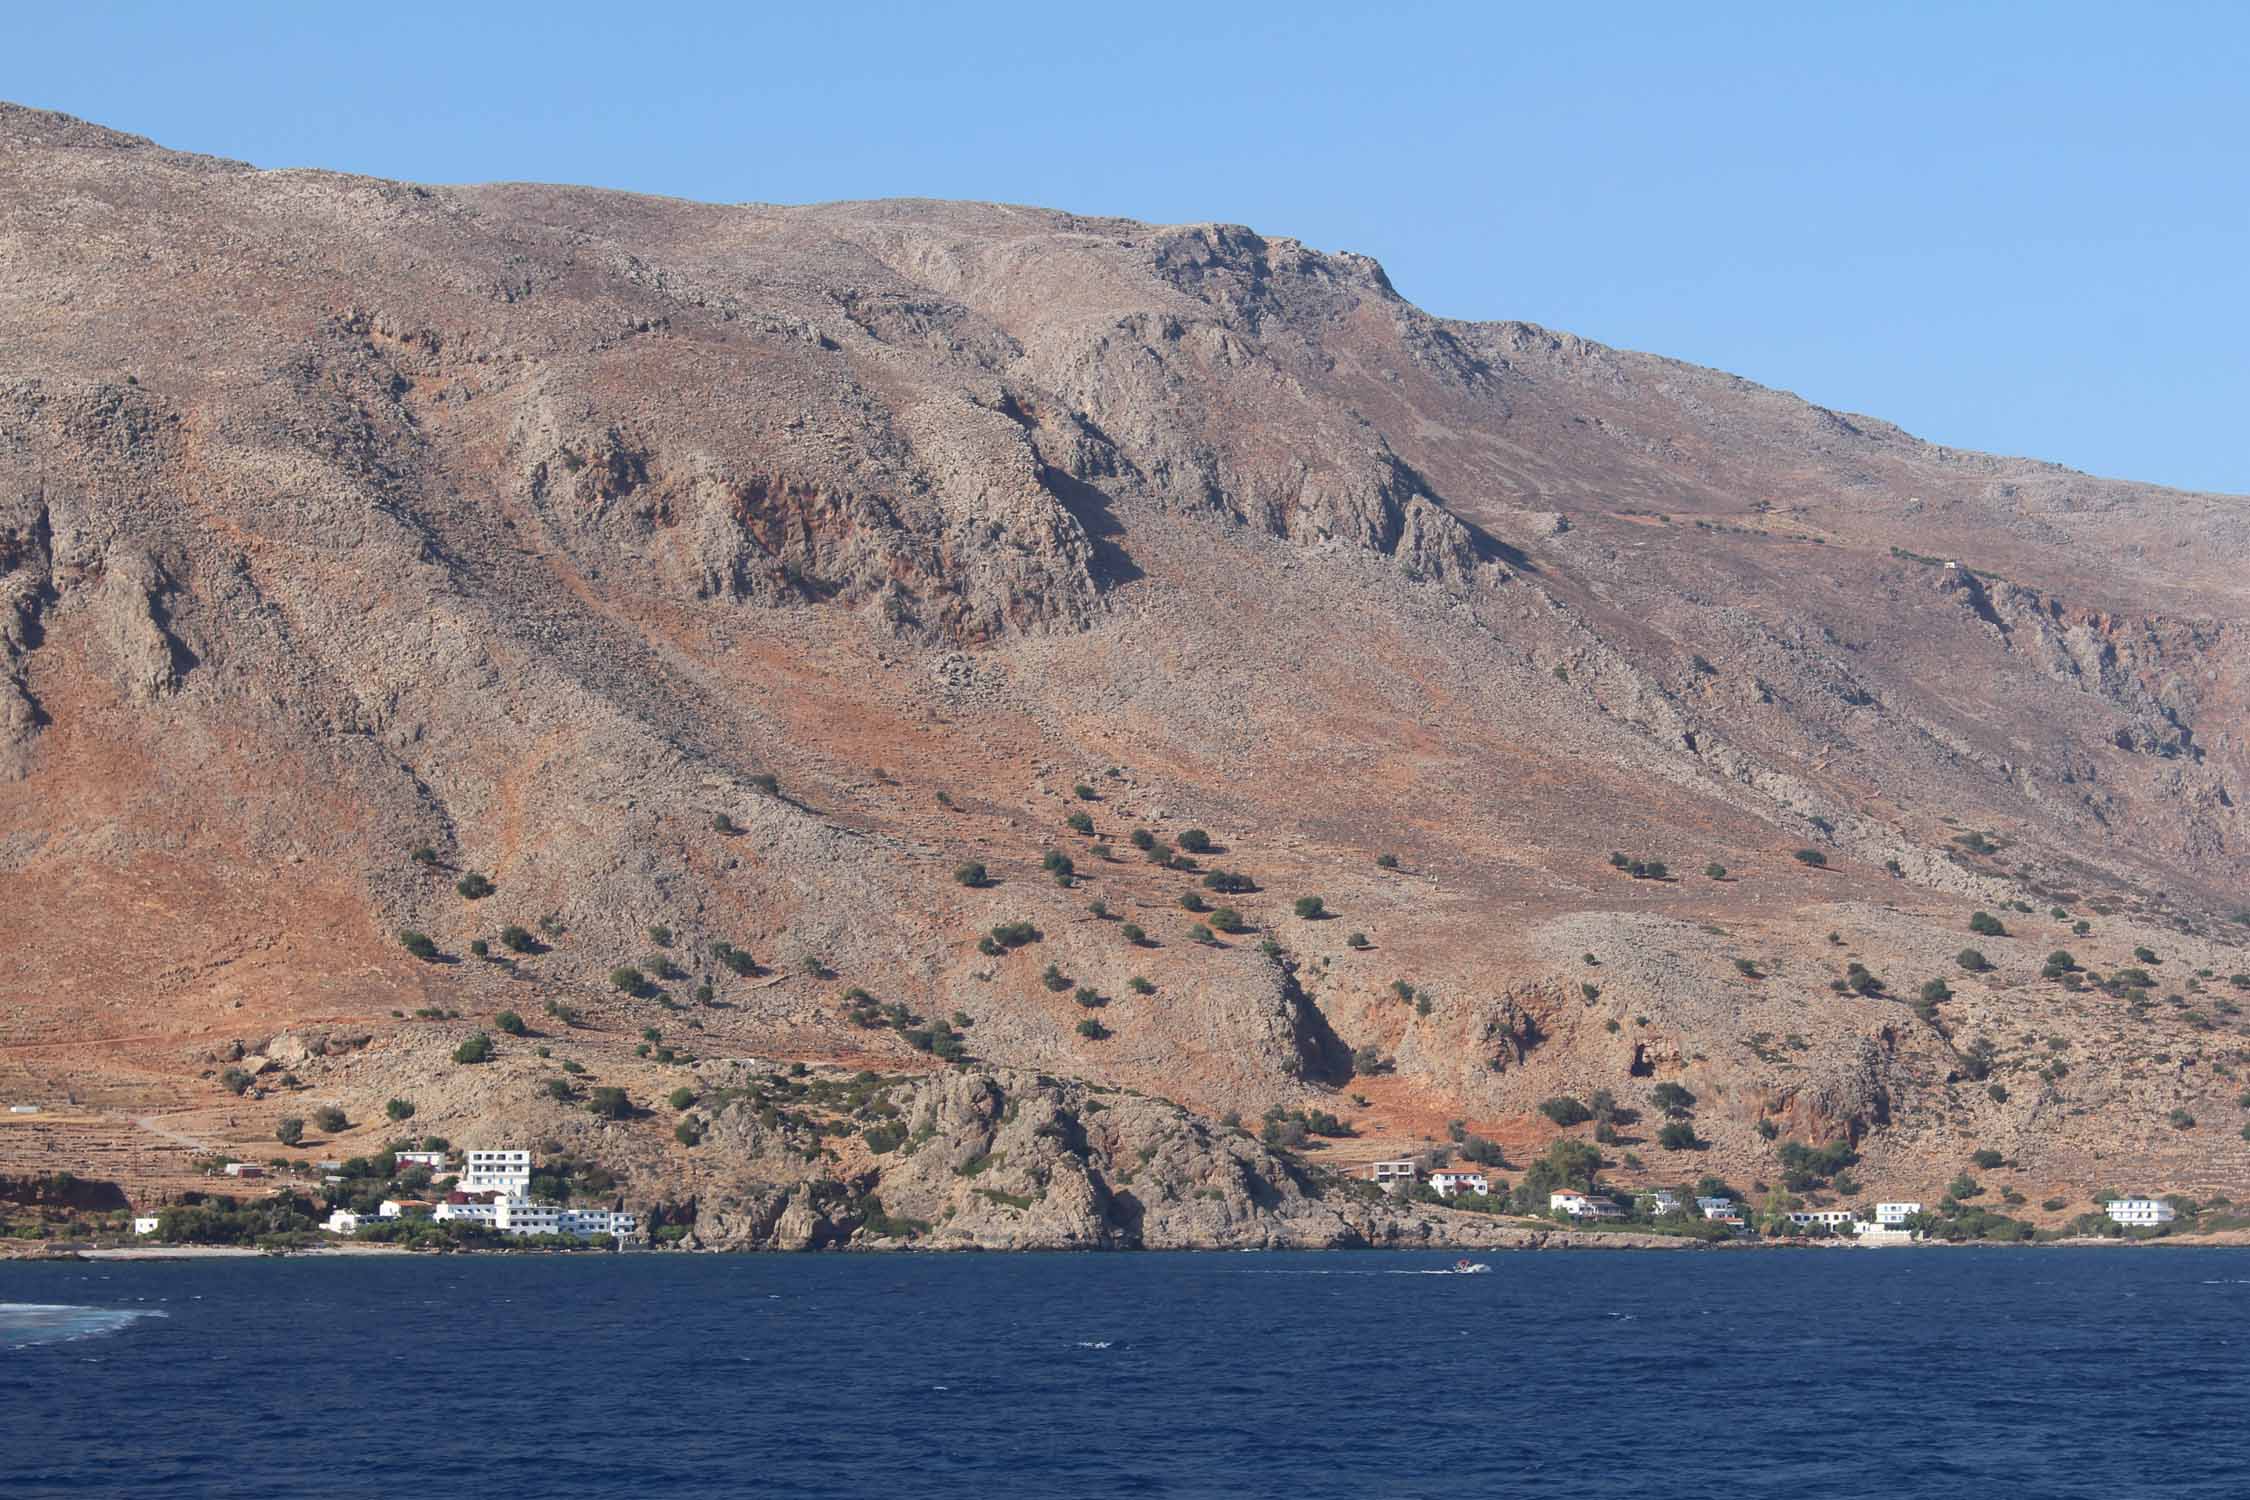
[3,103,2248,1239]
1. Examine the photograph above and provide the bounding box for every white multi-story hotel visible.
[460,1150,532,1196]
[2106,1198,2177,1227]
[1874,1202,1922,1226]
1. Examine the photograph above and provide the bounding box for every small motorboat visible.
[1451,1259,1491,1274]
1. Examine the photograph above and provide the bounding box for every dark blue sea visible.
[5,1247,2248,1498]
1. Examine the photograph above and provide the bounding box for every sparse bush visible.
[495,1010,526,1036]
[469,938,490,959]
[1202,870,1255,894]
[1706,863,1727,879]
[748,773,780,796]
[1066,811,1094,836]
[1971,1148,2005,1169]
[1121,923,1147,945]
[1539,1096,1593,1128]
[1792,849,1826,867]
[2169,1108,2196,1130]
[1755,1118,1778,1141]
[1042,964,1071,993]
[953,861,988,887]
[1073,986,1105,1009]
[1375,853,1399,870]
[456,872,495,900]
[1652,1082,1696,1117]
[1129,828,1156,850]
[1656,1121,1699,1151]
[453,1032,493,1065]
[674,1119,703,1147]
[609,966,647,995]
[711,812,738,835]
[1073,783,1097,800]
[1352,1044,1389,1075]
[1128,976,1154,995]
[668,1086,696,1110]
[1210,907,1245,933]
[1075,1018,1109,1040]
[1968,911,2006,937]
[989,922,1040,949]
[1734,957,1761,978]
[500,925,537,953]
[588,1087,630,1120]
[545,1078,572,1102]
[276,1118,304,1147]
[312,1105,347,1134]
[1347,932,1371,950]
[1180,891,1207,912]
[1956,949,1991,973]
[1293,896,1327,920]
[1042,850,1074,878]
[1191,924,1217,945]
[385,1098,415,1122]
[409,844,439,866]
[1179,829,1213,854]
[398,929,438,961]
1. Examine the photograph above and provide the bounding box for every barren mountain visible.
[3,102,2247,1246]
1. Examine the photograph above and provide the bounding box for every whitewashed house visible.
[378,1198,435,1220]
[1369,1160,1418,1192]
[461,1150,532,1196]
[1696,1196,1737,1219]
[131,1215,160,1235]
[1551,1190,1625,1220]
[393,1150,450,1172]
[1874,1202,1922,1226]
[1428,1170,1490,1198]
[1785,1209,1854,1232]
[323,1208,369,1234]
[1642,1190,1683,1215]
[2106,1198,2177,1227]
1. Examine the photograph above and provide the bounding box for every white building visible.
[1369,1160,1418,1192]
[432,1196,501,1227]
[461,1149,532,1195]
[1696,1196,1737,1219]
[378,1198,435,1219]
[1786,1209,1854,1231]
[1551,1190,1625,1220]
[323,1208,369,1234]
[1643,1190,1683,1215]
[394,1150,450,1172]
[131,1215,160,1235]
[221,1162,265,1179]
[2106,1198,2177,1227]
[1874,1202,1922,1226]
[1428,1170,1490,1198]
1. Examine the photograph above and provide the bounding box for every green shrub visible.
[275,1118,305,1146]
[1120,923,1146,945]
[674,1119,703,1147]
[1347,932,1371,950]
[1210,907,1245,933]
[468,938,490,959]
[1375,853,1399,870]
[1042,964,1071,992]
[1754,1118,1778,1141]
[1971,1148,2004,1169]
[1293,896,1326,919]
[1956,949,1990,972]
[500,925,537,953]
[1968,911,2006,937]
[668,1086,696,1110]
[495,1010,527,1036]
[953,861,987,887]
[545,1078,573,1102]
[456,872,495,900]
[749,773,780,796]
[711,812,738,834]
[1656,1120,1699,1150]
[385,1097,415,1122]
[588,1087,630,1120]
[1066,812,1094,836]
[2170,1108,2196,1130]
[1129,829,1156,850]
[989,922,1040,948]
[409,844,439,866]
[610,966,647,995]
[1191,924,1217,945]
[1734,957,1761,977]
[312,1105,347,1134]
[1073,783,1097,800]
[453,1032,494,1065]
[1539,1096,1593,1127]
[1651,1082,1696,1116]
[1202,871,1254,894]
[1128,976,1154,995]
[1042,850,1074,878]
[1074,986,1105,1009]
[398,929,438,961]
[1178,829,1213,853]
[1076,1018,1109,1040]
[1792,849,1826,867]
[1180,891,1207,912]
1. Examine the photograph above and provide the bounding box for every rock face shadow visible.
[1038,467,1144,590]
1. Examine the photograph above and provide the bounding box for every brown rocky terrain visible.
[3,102,2247,1247]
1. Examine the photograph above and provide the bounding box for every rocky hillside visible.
[2,102,2247,1242]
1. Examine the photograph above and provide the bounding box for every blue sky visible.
[9,2,2246,492]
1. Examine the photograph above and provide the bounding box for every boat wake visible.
[0,1303,168,1349]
